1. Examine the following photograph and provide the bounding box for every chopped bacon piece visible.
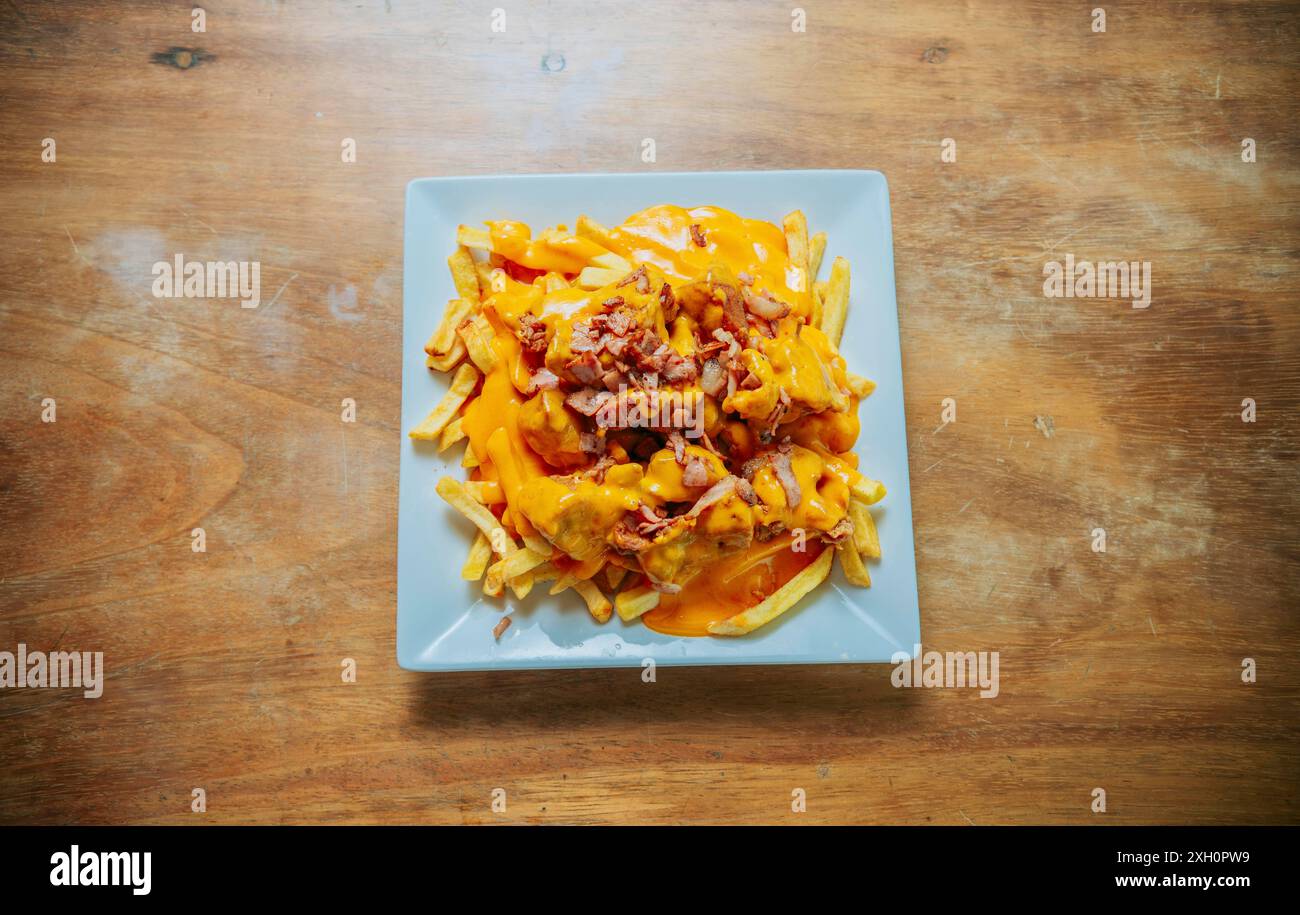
[690,224,707,247]
[742,286,791,320]
[686,475,738,518]
[606,310,634,336]
[823,518,854,543]
[601,295,625,310]
[566,387,614,416]
[772,448,802,508]
[602,368,627,392]
[526,367,560,393]
[666,430,687,464]
[659,283,676,314]
[681,456,709,488]
[570,322,600,353]
[493,616,512,639]
[711,327,741,360]
[740,371,762,391]
[699,358,726,398]
[567,350,603,386]
[516,313,549,354]
[661,354,697,385]
[699,431,725,459]
[617,267,647,289]
[735,477,757,505]
[578,431,606,456]
[717,283,747,335]
[609,518,654,553]
[755,521,785,542]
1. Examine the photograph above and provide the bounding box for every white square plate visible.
[397,170,919,670]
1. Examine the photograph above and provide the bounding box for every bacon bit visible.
[682,456,709,488]
[755,520,785,542]
[585,455,616,483]
[686,475,738,518]
[717,283,747,335]
[739,456,765,481]
[601,295,625,310]
[742,286,791,320]
[711,327,741,360]
[566,387,614,416]
[699,431,725,459]
[823,518,854,543]
[493,616,512,639]
[526,367,560,393]
[567,350,603,386]
[606,310,634,336]
[662,354,697,384]
[602,368,627,392]
[726,367,737,401]
[737,271,754,286]
[667,430,687,464]
[610,517,654,553]
[658,282,676,314]
[579,431,606,456]
[772,449,802,508]
[516,314,549,354]
[735,476,757,505]
[695,339,726,358]
[699,358,726,398]
[740,371,762,391]
[570,322,600,354]
[617,266,647,289]
[690,224,707,247]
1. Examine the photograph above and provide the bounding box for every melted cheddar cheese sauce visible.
[460,205,862,636]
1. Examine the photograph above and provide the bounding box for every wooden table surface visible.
[1,0,1297,825]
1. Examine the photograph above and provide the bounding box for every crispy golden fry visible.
[708,547,834,636]
[542,272,569,292]
[461,444,480,468]
[425,338,465,372]
[604,564,628,591]
[591,251,631,272]
[456,225,491,251]
[462,531,492,580]
[439,416,467,452]
[850,500,881,559]
[436,476,513,552]
[846,373,876,399]
[576,214,618,250]
[426,298,475,357]
[820,256,850,346]
[835,539,872,587]
[573,579,613,623]
[521,533,555,556]
[809,231,827,279]
[448,247,481,307]
[530,562,560,584]
[409,363,480,440]
[485,547,550,595]
[547,572,578,596]
[457,312,499,374]
[614,584,660,621]
[576,266,624,289]
[811,280,827,328]
[851,475,887,505]
[782,210,809,292]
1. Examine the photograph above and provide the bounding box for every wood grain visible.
[1,0,1297,825]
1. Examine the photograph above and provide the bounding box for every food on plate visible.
[410,205,884,636]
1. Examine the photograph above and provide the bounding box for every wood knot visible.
[921,45,949,64]
[151,47,212,70]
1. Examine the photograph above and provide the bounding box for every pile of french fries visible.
[409,208,883,637]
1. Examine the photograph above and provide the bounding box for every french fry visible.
[548,572,578,596]
[591,251,631,272]
[426,298,476,357]
[576,266,623,289]
[447,247,481,306]
[846,373,876,399]
[576,214,618,250]
[851,475,887,505]
[573,579,613,623]
[456,225,491,251]
[708,547,834,636]
[522,533,555,557]
[425,338,465,372]
[782,210,809,292]
[439,416,467,452]
[409,363,480,440]
[835,539,872,587]
[849,501,881,559]
[462,531,492,580]
[457,313,499,374]
[435,476,512,552]
[485,547,550,595]
[604,564,628,591]
[614,584,660,621]
[809,231,827,280]
[461,444,480,468]
[820,257,850,347]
